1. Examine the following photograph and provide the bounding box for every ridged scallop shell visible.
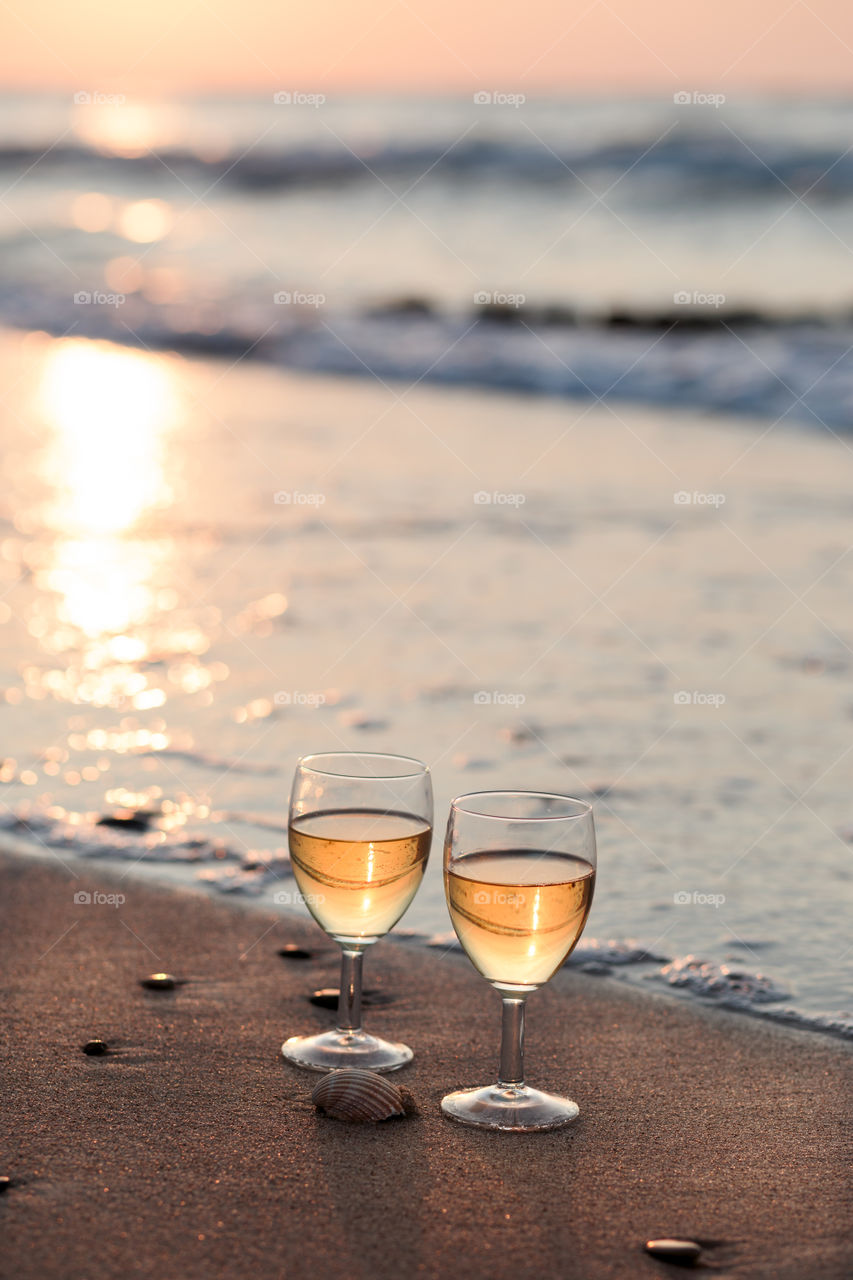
[311,1069,407,1123]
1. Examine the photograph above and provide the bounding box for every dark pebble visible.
[81,1039,109,1056]
[309,988,391,1009]
[277,945,314,961]
[0,1176,13,1193]
[97,809,154,832]
[475,302,525,324]
[367,296,433,318]
[644,1239,702,1265]
[140,973,177,990]
[309,988,340,1009]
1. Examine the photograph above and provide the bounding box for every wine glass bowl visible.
[281,752,432,1073]
[442,790,596,1131]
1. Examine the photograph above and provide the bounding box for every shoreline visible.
[3,829,845,1049]
[3,830,851,1044]
[1,851,851,1279]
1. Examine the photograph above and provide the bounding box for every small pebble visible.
[277,945,314,961]
[0,1176,13,1193]
[644,1239,702,1265]
[81,1039,109,1056]
[140,973,177,990]
[309,988,391,1009]
[309,988,340,1009]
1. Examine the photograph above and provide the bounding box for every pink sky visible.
[1,0,851,92]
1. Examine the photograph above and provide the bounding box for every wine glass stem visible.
[498,994,527,1088]
[336,947,364,1035]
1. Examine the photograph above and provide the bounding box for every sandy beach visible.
[1,851,850,1280]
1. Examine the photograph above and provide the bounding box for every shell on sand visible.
[311,1069,407,1123]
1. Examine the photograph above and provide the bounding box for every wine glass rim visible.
[450,789,592,821]
[297,751,430,780]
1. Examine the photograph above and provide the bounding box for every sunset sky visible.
[0,0,851,93]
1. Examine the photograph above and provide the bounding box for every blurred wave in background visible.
[3,92,853,426]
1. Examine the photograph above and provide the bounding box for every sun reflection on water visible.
[38,340,176,540]
[28,339,187,707]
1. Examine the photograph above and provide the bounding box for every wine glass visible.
[281,752,433,1073]
[441,790,596,1130]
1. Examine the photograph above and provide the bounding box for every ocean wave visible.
[4,286,853,428]
[652,954,791,1003]
[3,133,853,196]
[648,955,853,1040]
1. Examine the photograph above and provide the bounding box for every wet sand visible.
[1,852,850,1280]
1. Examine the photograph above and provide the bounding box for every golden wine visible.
[446,851,595,990]
[289,809,431,943]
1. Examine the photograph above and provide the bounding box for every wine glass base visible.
[281,1029,413,1073]
[441,1083,580,1131]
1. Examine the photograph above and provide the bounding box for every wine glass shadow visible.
[311,1110,435,1273]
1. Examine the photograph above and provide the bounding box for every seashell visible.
[311,1069,408,1123]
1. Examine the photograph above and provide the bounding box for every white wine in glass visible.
[281,753,433,1073]
[289,809,431,944]
[442,791,596,1131]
